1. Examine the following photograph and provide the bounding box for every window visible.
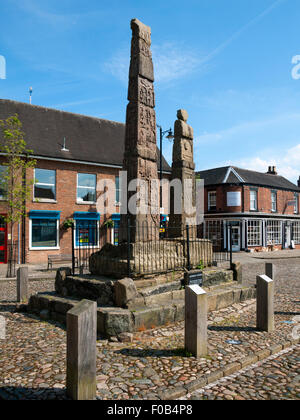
[115,176,121,204]
[34,169,56,200]
[31,219,58,248]
[292,222,300,244]
[204,220,224,250]
[247,220,262,247]
[208,191,217,210]
[0,165,7,199]
[250,190,258,211]
[75,220,98,247]
[73,212,100,247]
[294,194,299,214]
[271,191,277,212]
[266,220,282,245]
[77,173,96,203]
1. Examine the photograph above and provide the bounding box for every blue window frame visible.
[112,213,120,245]
[74,212,100,247]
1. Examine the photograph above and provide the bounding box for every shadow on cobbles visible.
[116,348,195,358]
[0,387,70,400]
[208,325,257,332]
[275,311,300,316]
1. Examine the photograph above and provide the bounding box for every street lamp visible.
[157,125,174,211]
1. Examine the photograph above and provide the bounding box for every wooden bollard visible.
[256,275,275,332]
[17,267,28,303]
[265,263,275,281]
[67,299,97,400]
[185,285,207,357]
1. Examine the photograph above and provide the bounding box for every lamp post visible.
[157,125,174,211]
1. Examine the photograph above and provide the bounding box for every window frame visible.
[208,191,217,211]
[271,190,277,213]
[76,173,97,204]
[294,193,299,214]
[0,165,7,201]
[266,219,282,245]
[74,219,99,249]
[247,220,262,247]
[115,175,121,205]
[29,218,60,251]
[250,189,258,211]
[33,168,57,202]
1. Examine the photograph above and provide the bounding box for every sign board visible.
[184,270,203,287]
[227,192,241,207]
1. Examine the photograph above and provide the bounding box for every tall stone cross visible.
[169,109,196,237]
[121,18,160,242]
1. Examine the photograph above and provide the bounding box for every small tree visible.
[0,114,36,276]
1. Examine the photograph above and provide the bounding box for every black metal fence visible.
[71,220,232,276]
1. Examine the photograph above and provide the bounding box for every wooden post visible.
[67,299,97,400]
[256,275,275,332]
[265,263,275,281]
[185,285,207,357]
[17,267,28,302]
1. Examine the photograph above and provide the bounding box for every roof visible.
[0,99,171,172]
[197,166,300,192]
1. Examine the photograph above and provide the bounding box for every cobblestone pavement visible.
[0,279,55,302]
[184,346,300,400]
[0,257,299,400]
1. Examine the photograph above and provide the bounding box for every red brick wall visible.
[205,184,299,215]
[0,158,121,264]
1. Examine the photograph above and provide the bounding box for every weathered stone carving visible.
[169,109,196,235]
[121,18,160,241]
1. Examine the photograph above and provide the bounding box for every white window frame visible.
[266,220,282,245]
[29,218,60,251]
[34,169,56,202]
[271,191,277,213]
[250,189,258,211]
[247,220,262,247]
[0,165,6,201]
[115,175,121,205]
[294,194,299,214]
[76,173,97,204]
[293,221,300,244]
[208,191,217,211]
[73,219,100,249]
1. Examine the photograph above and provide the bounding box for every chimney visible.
[267,166,277,175]
[298,176,300,187]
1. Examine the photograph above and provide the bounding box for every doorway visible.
[0,216,7,264]
[228,224,241,252]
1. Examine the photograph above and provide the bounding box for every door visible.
[0,216,7,264]
[228,225,241,252]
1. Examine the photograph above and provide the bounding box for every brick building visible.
[0,99,171,265]
[197,165,300,252]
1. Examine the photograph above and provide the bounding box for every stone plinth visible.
[89,238,213,278]
[67,299,97,400]
[185,285,207,357]
[256,274,275,332]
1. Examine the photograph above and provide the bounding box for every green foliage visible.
[62,218,74,229]
[196,260,204,270]
[102,219,114,228]
[0,114,36,227]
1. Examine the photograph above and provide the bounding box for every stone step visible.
[27,283,256,338]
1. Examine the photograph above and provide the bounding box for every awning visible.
[29,211,61,220]
[73,212,100,221]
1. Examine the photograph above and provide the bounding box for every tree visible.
[0,114,36,277]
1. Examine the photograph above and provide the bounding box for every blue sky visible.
[1,0,300,183]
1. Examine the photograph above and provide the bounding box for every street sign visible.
[184,270,203,287]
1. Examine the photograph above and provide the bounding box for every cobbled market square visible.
[0,0,300,407]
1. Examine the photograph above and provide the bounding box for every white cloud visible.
[223,144,300,184]
[105,42,202,85]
